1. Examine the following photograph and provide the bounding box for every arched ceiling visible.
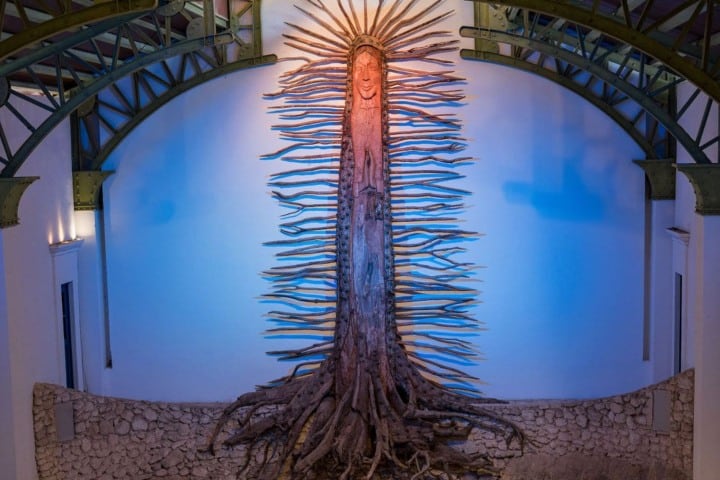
[0,0,718,221]
[0,0,275,180]
[462,1,719,166]
[478,1,720,101]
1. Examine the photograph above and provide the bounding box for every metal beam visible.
[80,53,277,171]
[462,48,658,159]
[508,17,678,83]
[74,0,274,171]
[461,27,712,164]
[73,0,187,41]
[0,0,157,61]
[0,33,233,178]
[469,0,720,104]
[0,0,274,181]
[183,0,229,30]
[0,14,146,77]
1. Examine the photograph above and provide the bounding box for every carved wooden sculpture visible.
[206,1,522,478]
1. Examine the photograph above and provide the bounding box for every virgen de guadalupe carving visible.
[206,1,523,478]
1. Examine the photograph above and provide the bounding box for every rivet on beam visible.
[73,171,114,211]
[633,159,676,200]
[0,177,39,228]
[676,164,720,215]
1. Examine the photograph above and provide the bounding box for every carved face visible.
[353,49,382,102]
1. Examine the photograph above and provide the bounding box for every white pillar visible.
[0,233,18,479]
[692,214,720,480]
[647,200,676,382]
[74,209,110,394]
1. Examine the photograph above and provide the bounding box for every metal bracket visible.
[676,164,720,215]
[633,159,676,200]
[472,3,511,53]
[73,171,114,211]
[0,177,39,228]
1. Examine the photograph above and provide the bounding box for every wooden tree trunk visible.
[335,44,392,392]
[331,44,398,458]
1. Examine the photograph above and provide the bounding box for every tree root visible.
[203,355,524,480]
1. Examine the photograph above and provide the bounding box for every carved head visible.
[352,45,383,104]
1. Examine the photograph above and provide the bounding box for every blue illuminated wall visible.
[460,64,648,398]
[98,6,650,402]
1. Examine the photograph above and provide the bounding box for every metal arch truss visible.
[0,0,275,179]
[0,0,157,62]
[72,44,276,173]
[461,30,681,160]
[468,0,720,101]
[463,1,719,165]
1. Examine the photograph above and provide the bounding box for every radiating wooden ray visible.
[259,0,482,390]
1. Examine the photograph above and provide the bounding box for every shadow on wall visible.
[503,162,606,222]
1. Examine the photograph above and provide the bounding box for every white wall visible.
[649,199,676,383]
[75,210,112,394]
[460,62,649,398]
[93,0,651,402]
[100,67,287,400]
[0,109,75,479]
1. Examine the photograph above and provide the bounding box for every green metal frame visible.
[73,0,275,176]
[74,51,276,173]
[469,1,720,103]
[73,171,114,210]
[0,0,157,61]
[633,159,677,200]
[0,34,231,177]
[0,0,274,181]
[461,47,661,159]
[461,28,711,164]
[0,177,38,227]
[462,1,720,213]
[462,3,719,165]
[72,1,276,205]
[676,164,720,214]
[0,0,275,223]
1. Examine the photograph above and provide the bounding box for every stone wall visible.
[479,369,694,479]
[33,388,244,479]
[34,370,693,479]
